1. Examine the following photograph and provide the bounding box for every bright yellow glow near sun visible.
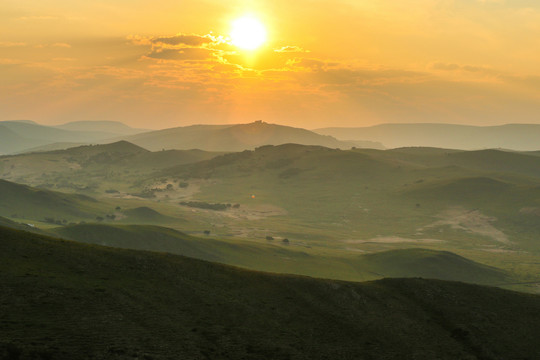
[230,16,267,50]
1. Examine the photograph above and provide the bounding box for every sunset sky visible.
[1,0,540,129]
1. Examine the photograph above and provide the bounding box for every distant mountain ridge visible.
[4,120,538,154]
[55,120,148,135]
[0,120,148,155]
[315,123,540,151]
[119,120,384,151]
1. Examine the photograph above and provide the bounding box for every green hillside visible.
[356,248,509,284]
[0,179,98,221]
[1,225,540,359]
[53,224,223,263]
[160,145,540,246]
[3,144,540,286]
[447,149,540,178]
[50,223,512,285]
[120,207,181,224]
[0,141,224,194]
[14,142,89,154]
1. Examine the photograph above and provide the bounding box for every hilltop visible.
[120,120,375,151]
[2,225,540,359]
[55,120,147,135]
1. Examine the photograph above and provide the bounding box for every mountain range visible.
[115,120,381,151]
[3,120,540,155]
[315,123,540,151]
[0,120,146,154]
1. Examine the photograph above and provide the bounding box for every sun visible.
[230,16,267,50]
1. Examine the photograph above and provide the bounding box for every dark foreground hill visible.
[2,226,540,360]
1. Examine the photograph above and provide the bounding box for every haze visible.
[2,0,540,128]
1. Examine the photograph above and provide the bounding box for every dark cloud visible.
[432,62,461,71]
[146,47,213,60]
[152,34,213,47]
[431,62,499,76]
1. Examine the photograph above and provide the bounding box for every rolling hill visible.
[315,123,540,151]
[120,120,376,151]
[1,225,539,359]
[0,120,147,155]
[158,144,540,252]
[0,179,99,221]
[356,248,509,284]
[0,124,38,154]
[49,222,511,285]
[121,206,181,224]
[54,120,147,135]
[0,141,224,194]
[0,121,113,154]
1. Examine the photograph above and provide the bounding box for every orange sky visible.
[1,0,540,129]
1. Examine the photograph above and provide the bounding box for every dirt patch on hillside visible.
[224,204,288,221]
[420,207,510,244]
[520,207,540,216]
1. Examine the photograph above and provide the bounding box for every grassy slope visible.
[0,179,99,221]
[161,145,540,244]
[120,207,182,224]
[2,144,539,287]
[50,223,511,285]
[354,248,509,284]
[0,141,224,195]
[1,226,540,359]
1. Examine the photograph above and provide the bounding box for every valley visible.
[1,132,540,294]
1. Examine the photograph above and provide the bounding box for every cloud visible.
[0,58,24,65]
[430,62,505,81]
[274,46,309,53]
[52,43,71,48]
[34,43,72,49]
[152,34,214,47]
[130,33,220,48]
[0,42,26,47]
[145,47,214,61]
[17,16,60,21]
